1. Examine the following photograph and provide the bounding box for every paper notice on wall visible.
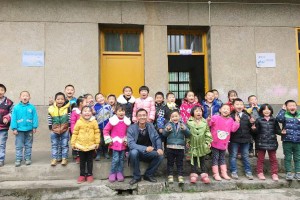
[22,51,44,67]
[179,49,192,55]
[256,53,276,68]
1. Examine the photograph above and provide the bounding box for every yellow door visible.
[100,29,144,96]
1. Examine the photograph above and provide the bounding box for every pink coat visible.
[209,115,240,150]
[70,108,81,133]
[180,100,201,123]
[103,115,131,151]
[132,96,155,122]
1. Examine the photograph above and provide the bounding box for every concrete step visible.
[0,175,299,200]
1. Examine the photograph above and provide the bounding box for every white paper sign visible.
[22,51,44,67]
[256,53,276,68]
[179,49,192,55]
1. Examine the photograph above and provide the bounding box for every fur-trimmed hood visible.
[117,95,135,104]
[109,115,131,126]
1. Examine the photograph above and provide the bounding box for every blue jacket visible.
[127,123,162,152]
[10,102,38,131]
[202,99,221,119]
[163,122,190,147]
[94,103,112,130]
[276,109,300,143]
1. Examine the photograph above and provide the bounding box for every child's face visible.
[116,109,125,119]
[107,96,116,106]
[65,86,75,99]
[155,95,164,104]
[262,107,271,117]
[170,112,180,123]
[123,88,132,98]
[86,95,94,105]
[205,92,215,103]
[286,102,297,114]
[220,105,231,117]
[82,107,92,120]
[167,94,176,103]
[194,96,199,103]
[249,96,258,106]
[186,92,195,103]
[139,90,148,99]
[0,87,5,98]
[193,108,203,120]
[20,92,30,104]
[55,95,65,108]
[233,100,244,112]
[213,91,219,99]
[229,92,238,102]
[96,94,105,104]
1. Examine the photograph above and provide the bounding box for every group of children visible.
[0,83,300,185]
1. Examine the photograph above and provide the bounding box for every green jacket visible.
[186,117,212,167]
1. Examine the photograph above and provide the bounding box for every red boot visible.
[200,173,211,184]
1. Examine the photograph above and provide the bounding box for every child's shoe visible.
[257,173,266,180]
[25,159,32,165]
[220,165,231,180]
[109,173,117,182]
[231,172,239,180]
[189,173,198,183]
[75,157,80,164]
[95,154,101,161]
[77,176,86,184]
[167,175,174,184]
[116,172,124,182]
[61,158,68,166]
[15,160,21,167]
[212,166,222,181]
[286,172,293,181]
[245,172,254,180]
[272,174,279,181]
[86,175,94,183]
[51,159,57,166]
[104,153,110,159]
[178,176,184,184]
[294,173,300,181]
[200,173,210,184]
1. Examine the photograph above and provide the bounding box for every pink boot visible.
[212,165,222,181]
[116,172,124,182]
[108,173,116,182]
[200,173,211,184]
[220,165,231,180]
[190,173,198,184]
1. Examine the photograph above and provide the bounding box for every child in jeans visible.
[103,104,131,182]
[253,104,281,181]
[187,106,212,184]
[276,100,300,180]
[0,84,13,167]
[10,91,38,167]
[48,92,71,166]
[163,110,190,184]
[71,106,100,183]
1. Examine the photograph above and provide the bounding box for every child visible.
[71,106,100,184]
[48,92,71,166]
[164,92,179,123]
[117,86,135,122]
[226,90,238,112]
[10,91,38,167]
[70,96,87,163]
[0,84,13,167]
[94,93,113,160]
[65,84,77,106]
[186,106,212,184]
[154,92,167,134]
[132,86,155,123]
[180,91,201,123]
[107,94,117,114]
[276,100,300,181]
[253,104,281,181]
[163,110,190,184]
[229,98,253,180]
[211,89,223,106]
[202,90,221,119]
[103,104,131,182]
[207,104,240,181]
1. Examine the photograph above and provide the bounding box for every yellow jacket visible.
[71,116,100,152]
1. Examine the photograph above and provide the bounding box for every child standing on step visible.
[117,86,135,122]
[186,106,212,184]
[104,104,131,182]
[207,104,240,181]
[163,110,190,184]
[252,104,281,181]
[71,106,100,184]
[10,91,38,167]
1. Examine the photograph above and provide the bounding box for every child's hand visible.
[282,104,286,110]
[72,145,76,150]
[281,129,286,135]
[49,97,54,105]
[3,118,8,124]
[206,116,211,123]
[180,123,185,130]
[158,129,163,134]
[109,142,113,146]
[251,124,256,130]
[186,143,190,148]
[33,129,37,134]
[207,143,211,148]
[124,141,127,146]
[95,144,99,149]
[235,113,240,123]
[166,125,172,131]
[13,130,18,135]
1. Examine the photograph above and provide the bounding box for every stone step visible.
[0,175,299,200]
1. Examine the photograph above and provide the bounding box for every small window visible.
[168,33,203,53]
[105,33,121,51]
[123,33,139,52]
[168,72,190,99]
[104,31,140,52]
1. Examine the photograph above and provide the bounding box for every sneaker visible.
[61,158,68,166]
[75,157,80,164]
[257,173,266,180]
[246,172,254,180]
[286,172,294,181]
[167,175,174,184]
[77,176,86,184]
[116,172,124,182]
[15,160,21,167]
[86,175,94,183]
[104,153,110,159]
[231,172,239,180]
[0,161,4,167]
[178,176,184,184]
[25,160,32,165]
[272,174,279,181]
[51,159,57,166]
[95,154,101,161]
[294,173,300,181]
